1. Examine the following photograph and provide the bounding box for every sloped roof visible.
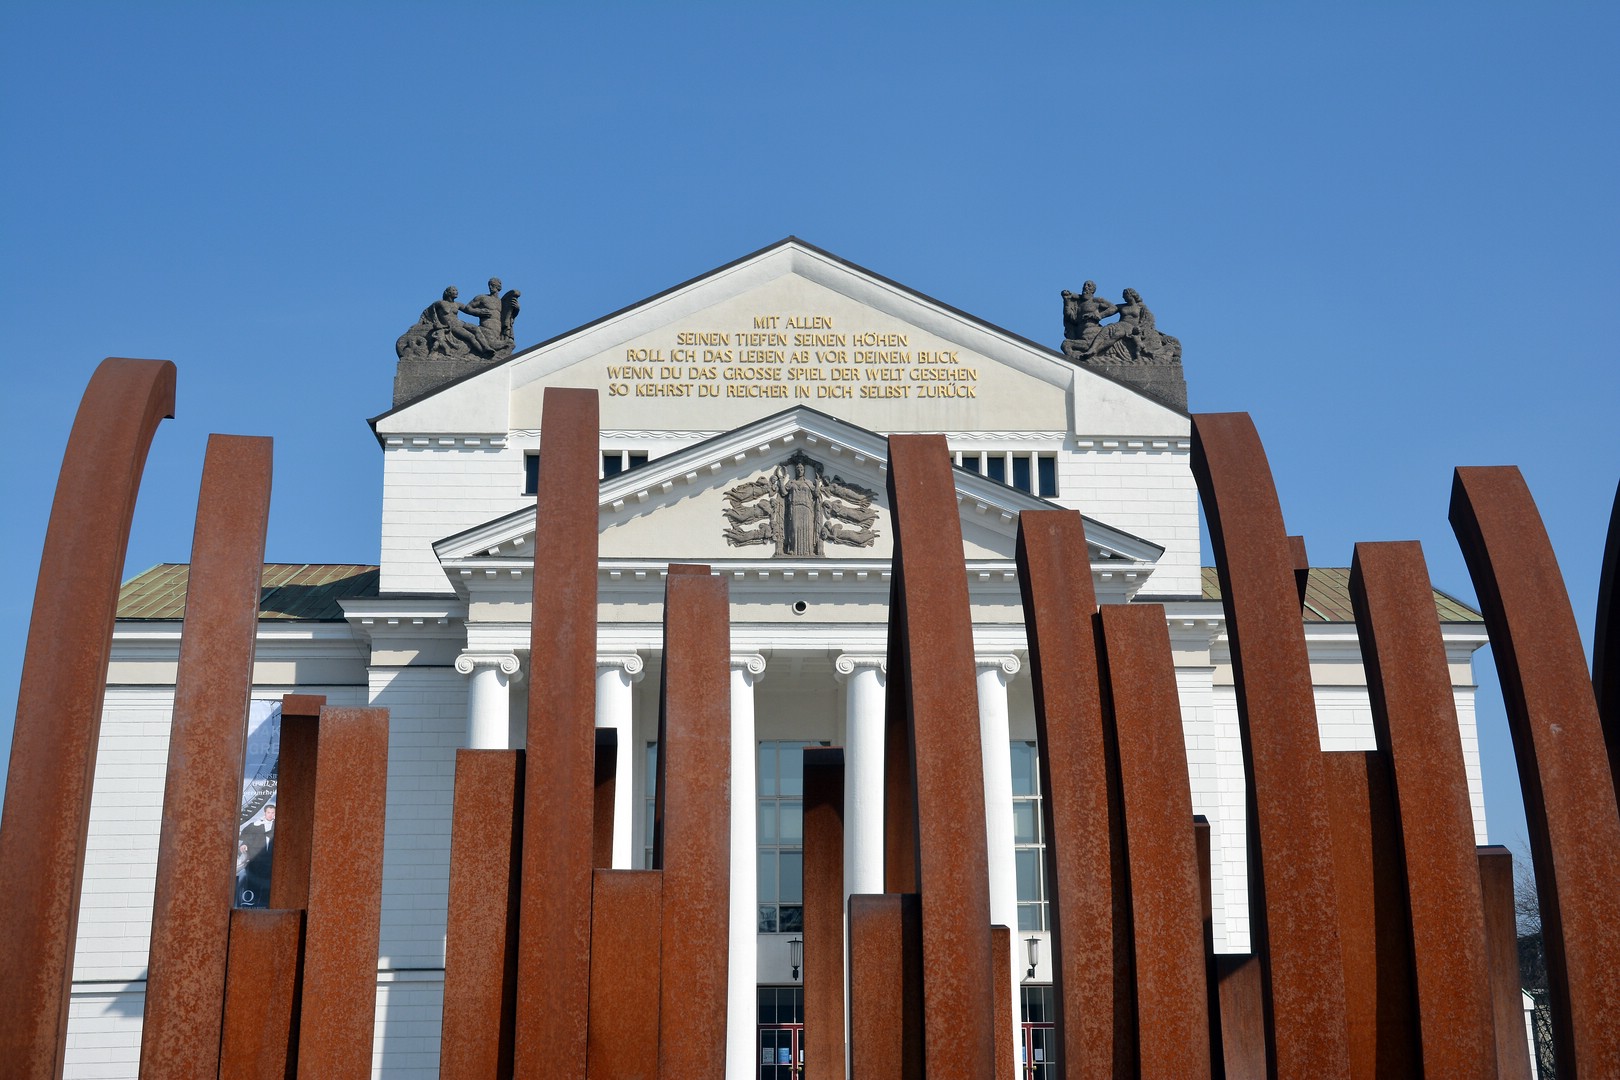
[1199,567,1483,623]
[117,563,1481,625]
[117,564,381,621]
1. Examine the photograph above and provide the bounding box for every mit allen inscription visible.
[605,314,980,402]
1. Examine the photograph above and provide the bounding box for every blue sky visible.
[2,5,1616,853]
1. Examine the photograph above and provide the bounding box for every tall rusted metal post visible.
[0,357,175,1078]
[514,388,600,1080]
[140,434,273,1077]
[803,747,846,1080]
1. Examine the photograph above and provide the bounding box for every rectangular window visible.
[953,451,1059,497]
[1011,740,1048,931]
[523,452,541,496]
[643,741,658,869]
[602,450,649,478]
[758,741,813,934]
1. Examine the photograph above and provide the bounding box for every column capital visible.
[730,653,767,678]
[455,651,521,678]
[834,653,888,680]
[596,653,646,680]
[975,653,1023,679]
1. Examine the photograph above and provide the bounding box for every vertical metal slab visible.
[515,388,600,1080]
[1478,847,1533,1080]
[294,706,390,1078]
[1014,510,1129,1075]
[594,728,617,870]
[884,433,995,1078]
[441,749,524,1080]
[1190,412,1352,1077]
[218,908,303,1080]
[0,357,175,1076]
[882,561,918,895]
[1098,604,1211,1080]
[269,693,324,910]
[1594,479,1619,795]
[992,926,1014,1080]
[803,747,846,1080]
[1450,465,1620,1074]
[1195,817,1225,1079]
[1349,541,1495,1076]
[140,434,273,1078]
[656,566,731,1078]
[587,870,663,1080]
[1214,955,1266,1080]
[1322,751,1419,1080]
[848,893,923,1080]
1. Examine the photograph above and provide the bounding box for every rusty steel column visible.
[1451,466,1620,1074]
[1349,541,1496,1076]
[218,908,304,1080]
[441,749,525,1080]
[1478,848,1533,1080]
[587,870,663,1080]
[656,566,732,1077]
[1595,480,1619,795]
[0,357,175,1076]
[848,893,923,1080]
[514,388,600,1080]
[594,728,617,869]
[1014,510,1128,1075]
[1195,817,1224,1076]
[1215,955,1266,1080]
[882,562,918,895]
[884,434,996,1078]
[293,706,390,1078]
[1322,751,1419,1080]
[140,434,273,1077]
[992,927,1014,1080]
[1098,604,1211,1080]
[1190,412,1352,1078]
[269,694,324,910]
[803,747,846,1080]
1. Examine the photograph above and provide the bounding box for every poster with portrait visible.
[235,698,281,908]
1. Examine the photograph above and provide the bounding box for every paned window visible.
[1020,985,1057,1079]
[758,741,810,934]
[1011,740,1048,931]
[602,450,649,478]
[954,451,1058,497]
[523,451,540,495]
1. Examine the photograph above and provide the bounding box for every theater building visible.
[68,239,1489,1078]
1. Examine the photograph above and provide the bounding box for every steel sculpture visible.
[3,365,1620,1079]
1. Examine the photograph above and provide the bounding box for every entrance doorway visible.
[1020,985,1057,1079]
[757,985,804,1078]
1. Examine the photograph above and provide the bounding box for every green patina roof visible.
[117,564,380,621]
[1199,567,1483,623]
[117,562,1481,624]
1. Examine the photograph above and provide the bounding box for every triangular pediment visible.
[374,238,1187,440]
[433,407,1162,583]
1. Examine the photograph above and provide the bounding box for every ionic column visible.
[835,654,887,899]
[455,652,520,750]
[727,653,766,1080]
[595,654,644,870]
[977,653,1023,1074]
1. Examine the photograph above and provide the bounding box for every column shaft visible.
[978,656,1022,1077]
[727,655,765,1080]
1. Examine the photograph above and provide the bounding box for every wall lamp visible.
[789,936,803,982]
[1025,935,1041,980]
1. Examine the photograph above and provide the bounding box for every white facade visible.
[67,240,1488,1078]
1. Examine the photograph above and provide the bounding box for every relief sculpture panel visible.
[723,451,879,557]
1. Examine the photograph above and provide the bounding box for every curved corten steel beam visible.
[1349,541,1494,1077]
[140,434,273,1076]
[885,434,996,1078]
[515,387,600,1080]
[1097,603,1210,1080]
[1189,412,1352,1078]
[1014,510,1130,1075]
[1450,466,1620,1075]
[0,357,175,1076]
[1595,479,1619,795]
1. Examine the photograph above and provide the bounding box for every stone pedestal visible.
[392,356,503,408]
[1078,360,1187,412]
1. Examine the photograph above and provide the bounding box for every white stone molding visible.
[833,653,887,680]
[975,653,1022,680]
[726,651,765,1080]
[975,651,1021,1066]
[456,651,521,750]
[595,654,644,871]
[838,653,888,904]
[596,653,647,680]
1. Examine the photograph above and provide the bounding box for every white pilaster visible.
[834,654,887,899]
[455,652,520,750]
[727,653,766,1080]
[977,653,1022,1075]
[595,654,644,870]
